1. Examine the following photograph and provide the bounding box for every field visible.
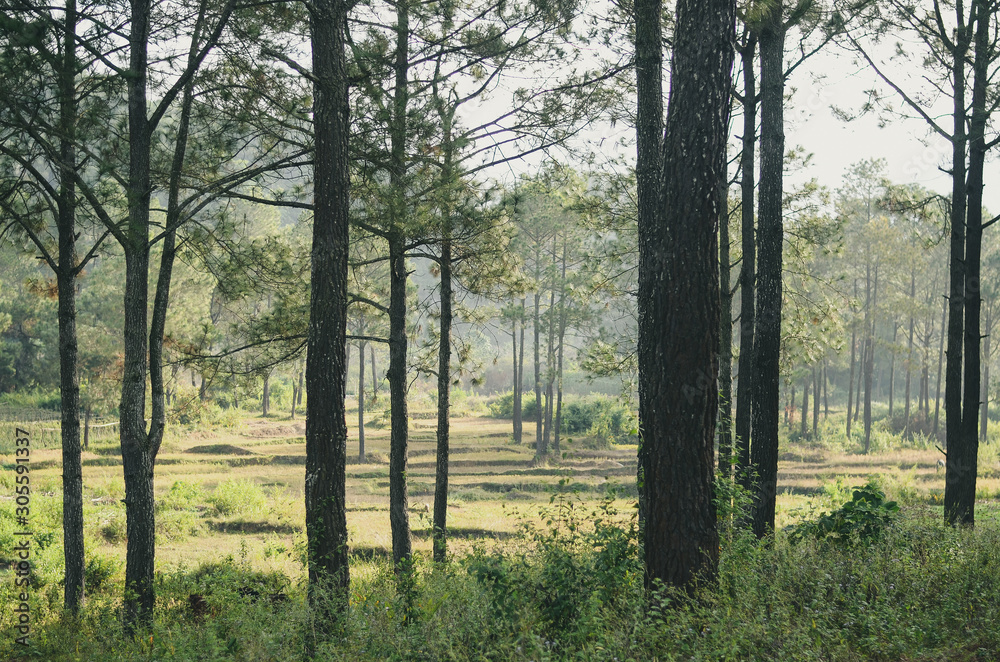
[4,401,1000,660]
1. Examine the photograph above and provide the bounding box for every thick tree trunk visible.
[749,3,784,539]
[734,34,757,488]
[948,1,988,525]
[121,0,155,629]
[305,0,351,617]
[943,1,971,521]
[639,0,733,590]
[634,0,662,525]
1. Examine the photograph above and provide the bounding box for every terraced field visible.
[6,405,1000,582]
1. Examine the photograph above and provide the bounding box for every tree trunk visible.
[553,236,568,455]
[262,372,270,417]
[823,361,829,418]
[516,299,526,441]
[800,374,809,438]
[121,0,156,629]
[847,322,856,437]
[943,0,971,520]
[719,178,733,477]
[888,324,897,417]
[512,318,520,442]
[639,0,733,591]
[863,265,878,454]
[386,0,413,567]
[904,272,915,437]
[935,295,946,435]
[948,0,987,525]
[533,256,544,456]
[634,0,663,526]
[433,234,452,562]
[305,0,351,618]
[749,2,785,539]
[980,315,990,443]
[734,33,757,489]
[812,364,819,438]
[358,341,366,462]
[55,0,84,613]
[544,246,556,451]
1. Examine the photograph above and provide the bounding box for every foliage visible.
[208,479,269,517]
[786,482,900,544]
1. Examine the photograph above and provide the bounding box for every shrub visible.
[487,391,538,421]
[209,479,268,516]
[785,481,899,544]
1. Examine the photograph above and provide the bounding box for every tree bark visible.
[863,265,878,453]
[948,0,988,525]
[262,372,270,417]
[358,341,366,462]
[639,0,733,590]
[944,0,972,521]
[904,272,915,436]
[306,0,351,618]
[812,364,819,438]
[387,0,412,567]
[634,0,662,524]
[749,1,785,539]
[55,0,84,613]
[847,322,856,438]
[553,236,568,455]
[935,294,946,435]
[533,251,544,456]
[433,233,452,562]
[800,373,809,438]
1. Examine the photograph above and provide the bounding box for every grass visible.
[2,402,1000,659]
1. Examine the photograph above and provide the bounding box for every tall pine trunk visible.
[634,0,662,525]
[56,0,84,612]
[948,0,988,525]
[639,0,733,590]
[749,1,785,538]
[306,0,351,618]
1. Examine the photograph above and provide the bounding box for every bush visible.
[487,391,538,421]
[209,479,268,516]
[785,481,899,544]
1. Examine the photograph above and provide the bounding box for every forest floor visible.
[8,406,1000,579]
[6,406,1000,660]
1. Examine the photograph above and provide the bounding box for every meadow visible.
[3,395,1000,660]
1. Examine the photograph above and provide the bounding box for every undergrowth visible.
[3,490,1000,661]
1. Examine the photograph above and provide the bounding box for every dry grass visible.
[8,408,1000,579]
